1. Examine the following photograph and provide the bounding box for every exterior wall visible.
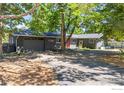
[17,36,45,51]
[9,36,57,51]
[44,38,56,50]
[69,39,77,49]
[9,36,17,45]
[66,40,71,48]
[77,39,100,49]
[9,35,103,51]
[17,36,23,47]
[2,43,16,53]
[65,38,101,49]
[83,39,97,49]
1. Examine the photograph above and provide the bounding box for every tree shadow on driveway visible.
[53,50,124,85]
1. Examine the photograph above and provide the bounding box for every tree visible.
[28,3,89,49]
[0,3,39,53]
[59,4,66,50]
[82,4,124,41]
[28,4,61,34]
[0,33,2,53]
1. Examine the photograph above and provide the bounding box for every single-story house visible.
[9,29,103,51]
[66,34,103,49]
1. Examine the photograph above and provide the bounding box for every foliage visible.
[119,49,124,59]
[1,3,124,40]
[82,4,124,41]
[0,3,34,37]
[28,4,95,35]
[28,4,61,35]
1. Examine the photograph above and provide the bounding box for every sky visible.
[16,15,32,29]
[23,15,32,21]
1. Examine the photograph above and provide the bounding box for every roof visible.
[44,32,61,36]
[13,29,43,36]
[13,29,103,39]
[71,34,103,39]
[14,29,34,36]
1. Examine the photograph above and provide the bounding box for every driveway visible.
[0,50,124,86]
[38,50,124,86]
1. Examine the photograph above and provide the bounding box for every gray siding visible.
[16,36,45,51]
[44,38,56,50]
[23,40,44,51]
[78,39,99,49]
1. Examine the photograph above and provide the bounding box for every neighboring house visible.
[9,29,103,52]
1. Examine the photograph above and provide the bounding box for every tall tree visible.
[0,3,38,53]
[82,3,124,41]
[59,4,66,50]
[28,3,88,49]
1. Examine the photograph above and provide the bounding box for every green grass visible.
[79,47,92,51]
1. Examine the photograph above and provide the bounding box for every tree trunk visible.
[61,11,66,50]
[65,16,77,44]
[66,26,75,44]
[0,35,2,53]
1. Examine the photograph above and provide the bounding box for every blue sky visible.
[23,15,32,21]
[17,15,32,29]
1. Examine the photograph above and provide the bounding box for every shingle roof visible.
[44,32,103,38]
[44,32,61,36]
[13,29,103,39]
[14,29,33,36]
[71,34,103,39]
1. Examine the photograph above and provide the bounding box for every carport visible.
[16,36,45,51]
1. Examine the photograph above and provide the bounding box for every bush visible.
[119,49,124,59]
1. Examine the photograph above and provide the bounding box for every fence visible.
[106,41,124,49]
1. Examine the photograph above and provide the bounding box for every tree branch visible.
[0,4,40,19]
[65,26,76,44]
[65,16,78,44]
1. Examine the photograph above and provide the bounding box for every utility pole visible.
[60,6,66,51]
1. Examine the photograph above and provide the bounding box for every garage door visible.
[23,40,44,51]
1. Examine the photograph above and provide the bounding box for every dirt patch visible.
[100,55,124,68]
[0,50,124,86]
[0,60,57,85]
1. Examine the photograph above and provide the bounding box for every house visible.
[66,33,103,49]
[9,30,59,51]
[9,29,103,52]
